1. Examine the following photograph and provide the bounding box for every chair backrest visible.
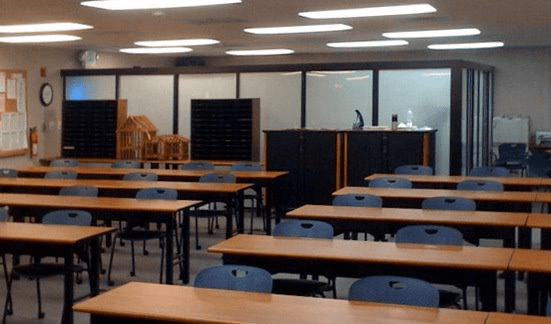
[332,194,382,207]
[273,219,334,239]
[179,161,215,170]
[348,275,439,307]
[194,265,273,293]
[394,165,433,175]
[368,177,412,189]
[421,196,476,211]
[123,172,158,181]
[199,172,236,183]
[112,160,141,168]
[0,168,17,178]
[0,208,7,222]
[395,225,464,246]
[469,166,510,177]
[50,159,78,167]
[42,209,92,226]
[456,180,504,191]
[44,170,78,179]
[136,187,178,200]
[498,143,527,159]
[230,162,262,171]
[59,185,99,197]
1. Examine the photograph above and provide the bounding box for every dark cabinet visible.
[190,99,260,161]
[61,100,127,158]
[265,129,435,209]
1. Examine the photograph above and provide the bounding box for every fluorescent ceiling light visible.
[0,22,93,33]
[428,42,504,50]
[226,49,294,56]
[135,39,219,47]
[120,47,193,54]
[81,0,241,10]
[299,4,436,19]
[0,35,82,43]
[327,40,408,48]
[383,28,480,38]
[245,24,351,35]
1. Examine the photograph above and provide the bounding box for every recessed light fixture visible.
[428,42,504,50]
[0,35,82,43]
[135,39,219,47]
[0,22,93,33]
[244,24,352,35]
[120,47,193,54]
[81,0,241,10]
[327,40,408,48]
[383,28,481,38]
[299,4,436,19]
[226,49,294,56]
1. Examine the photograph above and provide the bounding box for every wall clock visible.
[39,83,53,106]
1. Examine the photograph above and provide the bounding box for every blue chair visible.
[59,185,99,197]
[194,265,273,293]
[44,170,78,179]
[368,177,412,189]
[272,220,336,297]
[230,162,263,233]
[107,188,177,286]
[332,194,382,207]
[493,143,529,176]
[50,159,78,167]
[456,180,504,191]
[332,194,383,240]
[112,160,141,168]
[179,161,215,170]
[194,173,237,249]
[469,166,509,177]
[4,210,91,320]
[348,275,439,307]
[122,172,158,181]
[421,196,476,211]
[394,165,433,175]
[0,169,17,178]
[395,224,467,309]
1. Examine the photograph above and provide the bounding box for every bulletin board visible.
[0,69,28,157]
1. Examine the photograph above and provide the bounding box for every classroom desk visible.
[17,165,288,234]
[209,234,513,311]
[486,313,551,324]
[0,193,201,284]
[0,222,115,324]
[509,249,551,315]
[0,177,252,237]
[73,281,490,324]
[366,173,546,190]
[285,204,527,247]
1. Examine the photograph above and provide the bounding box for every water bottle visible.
[406,109,413,128]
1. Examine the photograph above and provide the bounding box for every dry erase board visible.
[0,69,28,157]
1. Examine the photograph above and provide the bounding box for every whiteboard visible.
[493,116,530,145]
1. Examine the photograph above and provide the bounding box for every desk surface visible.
[0,192,201,213]
[508,248,551,274]
[73,282,489,324]
[0,177,253,195]
[17,165,288,182]
[366,173,545,187]
[0,222,115,245]
[333,186,538,203]
[208,234,513,271]
[486,312,551,324]
[286,204,529,228]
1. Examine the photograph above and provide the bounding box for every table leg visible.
[478,271,497,311]
[504,270,515,312]
[62,249,75,324]
[165,214,174,284]
[89,238,101,296]
[181,209,190,284]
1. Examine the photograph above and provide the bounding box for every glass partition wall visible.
[62,61,493,175]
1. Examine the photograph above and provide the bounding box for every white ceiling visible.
[2,0,551,57]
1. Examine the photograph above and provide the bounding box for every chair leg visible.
[159,237,165,284]
[195,216,201,250]
[3,270,14,323]
[107,234,119,286]
[35,278,44,319]
[130,240,136,276]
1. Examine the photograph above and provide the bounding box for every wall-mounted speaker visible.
[79,50,99,69]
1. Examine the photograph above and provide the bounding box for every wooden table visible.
[0,193,201,284]
[285,204,528,247]
[73,281,490,324]
[0,222,115,324]
[17,165,288,234]
[0,177,252,237]
[509,249,551,315]
[209,234,514,311]
[365,173,546,190]
[486,312,551,324]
